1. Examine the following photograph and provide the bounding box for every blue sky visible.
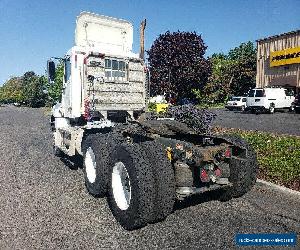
[0,0,299,85]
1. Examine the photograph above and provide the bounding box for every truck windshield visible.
[255,90,264,97]
[231,97,241,101]
[248,89,264,97]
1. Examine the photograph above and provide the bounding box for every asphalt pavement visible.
[0,106,299,249]
[212,108,300,136]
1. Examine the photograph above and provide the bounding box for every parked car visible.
[246,87,295,114]
[225,96,247,111]
[292,93,300,113]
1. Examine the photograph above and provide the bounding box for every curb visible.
[256,179,300,197]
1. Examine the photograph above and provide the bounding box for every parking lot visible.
[212,108,300,136]
[0,106,299,249]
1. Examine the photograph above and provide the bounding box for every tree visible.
[0,77,23,103]
[22,71,47,107]
[198,42,256,104]
[147,31,211,102]
[0,71,48,107]
[227,41,257,96]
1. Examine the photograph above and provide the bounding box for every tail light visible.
[214,168,222,177]
[200,169,209,182]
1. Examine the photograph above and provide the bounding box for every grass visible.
[213,127,300,191]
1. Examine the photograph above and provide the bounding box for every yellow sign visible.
[270,47,300,67]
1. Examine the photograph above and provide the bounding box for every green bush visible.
[241,132,299,182]
[225,129,300,186]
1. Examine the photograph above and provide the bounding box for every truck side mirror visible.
[47,60,56,82]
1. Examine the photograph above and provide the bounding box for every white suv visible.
[225,96,247,111]
[246,87,295,114]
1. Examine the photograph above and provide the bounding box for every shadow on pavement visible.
[174,189,226,211]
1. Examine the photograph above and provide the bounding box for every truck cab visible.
[50,12,146,121]
[48,12,146,156]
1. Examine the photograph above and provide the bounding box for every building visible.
[256,30,300,93]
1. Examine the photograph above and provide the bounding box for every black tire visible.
[82,134,109,197]
[289,106,295,112]
[82,132,123,197]
[269,104,275,114]
[141,140,175,222]
[218,134,258,200]
[50,116,55,132]
[107,142,156,230]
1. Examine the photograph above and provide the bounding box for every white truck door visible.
[246,89,256,107]
[267,89,279,108]
[61,57,72,116]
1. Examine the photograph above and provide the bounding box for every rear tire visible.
[107,142,156,230]
[82,132,123,197]
[82,134,110,197]
[269,105,275,114]
[218,135,258,200]
[141,140,175,222]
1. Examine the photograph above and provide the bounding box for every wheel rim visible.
[111,162,131,210]
[85,147,97,183]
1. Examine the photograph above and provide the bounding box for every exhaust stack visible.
[139,19,146,60]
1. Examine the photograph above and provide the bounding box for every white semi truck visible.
[48,12,257,230]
